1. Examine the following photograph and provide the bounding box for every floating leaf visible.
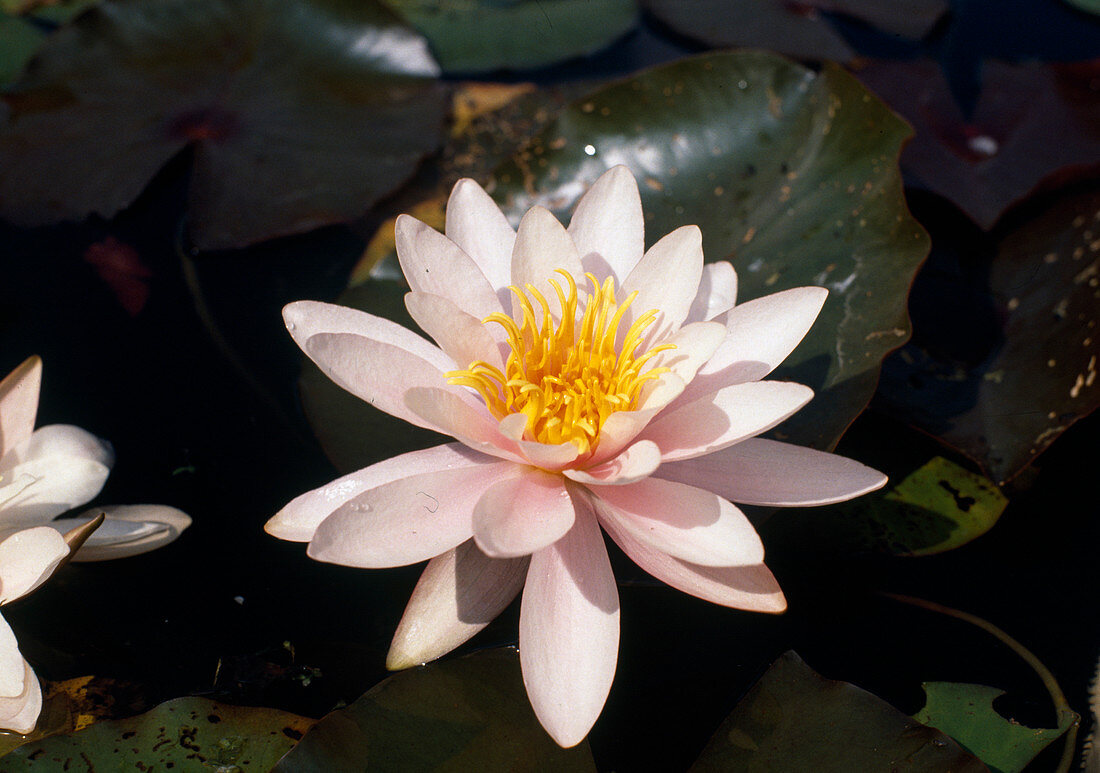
[877,187,1100,484]
[1,697,314,770]
[381,0,637,74]
[1063,0,1100,14]
[690,651,986,772]
[0,13,43,85]
[490,51,928,450]
[855,59,1100,229]
[0,0,446,251]
[915,682,1074,773]
[273,648,596,772]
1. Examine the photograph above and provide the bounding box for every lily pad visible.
[273,648,596,771]
[877,187,1100,484]
[0,0,446,251]
[689,651,986,772]
[490,50,929,451]
[381,0,637,74]
[915,682,1075,773]
[1,697,314,769]
[855,59,1100,229]
[0,13,43,85]
[1063,0,1100,14]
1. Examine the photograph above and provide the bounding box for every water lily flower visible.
[0,357,191,561]
[269,166,887,747]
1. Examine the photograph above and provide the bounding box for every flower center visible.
[447,270,673,456]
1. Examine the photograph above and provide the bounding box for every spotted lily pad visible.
[690,651,986,772]
[1,697,314,769]
[0,0,446,251]
[381,0,637,74]
[273,648,596,771]
[877,187,1100,484]
[490,50,929,451]
[915,682,1075,773]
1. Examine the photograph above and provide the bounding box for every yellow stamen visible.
[447,270,674,458]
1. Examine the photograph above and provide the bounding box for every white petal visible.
[0,616,26,697]
[0,424,113,529]
[0,357,40,459]
[54,505,191,562]
[308,460,517,568]
[473,470,576,558]
[511,206,584,320]
[646,321,726,387]
[445,178,516,304]
[685,262,738,323]
[590,478,763,567]
[387,541,528,669]
[587,372,685,466]
[404,387,523,463]
[396,214,503,320]
[656,438,887,506]
[681,286,827,404]
[0,527,68,603]
[568,165,644,284]
[601,515,786,612]
[266,444,493,543]
[565,440,660,486]
[641,381,814,462]
[0,655,40,735]
[520,502,619,748]
[621,225,703,344]
[405,292,504,373]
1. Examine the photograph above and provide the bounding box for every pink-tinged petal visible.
[405,292,504,373]
[511,206,584,319]
[396,214,503,320]
[681,286,828,404]
[0,648,41,735]
[0,616,23,697]
[686,262,738,323]
[647,321,726,386]
[308,460,517,568]
[0,527,68,603]
[266,444,492,543]
[601,516,786,612]
[0,425,113,529]
[565,440,660,486]
[642,381,814,462]
[656,438,887,506]
[568,165,644,283]
[53,505,191,562]
[517,440,581,471]
[387,541,528,669]
[621,225,703,344]
[590,478,763,567]
[473,470,576,558]
[304,333,463,433]
[520,501,619,748]
[404,387,523,463]
[445,178,516,302]
[0,357,40,459]
[587,373,686,466]
[283,301,454,372]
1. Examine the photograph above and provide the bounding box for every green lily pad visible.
[381,0,637,74]
[273,648,596,771]
[689,651,986,772]
[878,187,1100,484]
[1063,0,1100,15]
[0,0,446,251]
[491,50,929,451]
[0,13,43,85]
[0,697,315,770]
[915,682,1075,773]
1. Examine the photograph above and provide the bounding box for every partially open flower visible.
[269,166,886,747]
[0,357,191,562]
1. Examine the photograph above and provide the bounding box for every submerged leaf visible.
[690,651,986,771]
[915,682,1074,773]
[273,648,596,771]
[0,0,447,250]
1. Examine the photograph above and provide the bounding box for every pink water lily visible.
[269,166,886,747]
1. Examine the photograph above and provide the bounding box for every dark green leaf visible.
[0,14,43,85]
[690,651,987,772]
[0,0,446,251]
[273,648,596,772]
[915,682,1074,773]
[0,697,314,770]
[382,0,637,74]
[491,51,929,450]
[1062,0,1100,15]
